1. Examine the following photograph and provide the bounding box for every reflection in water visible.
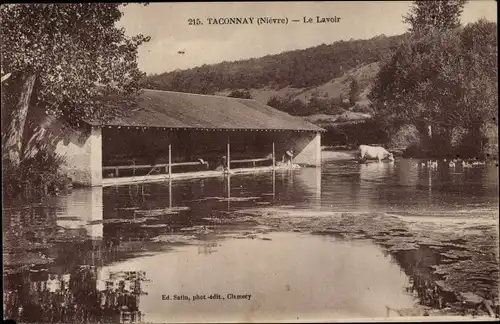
[294,167,322,208]
[3,159,498,322]
[389,248,457,311]
[197,242,218,255]
[102,233,416,323]
[55,187,103,239]
[323,160,497,212]
[359,160,396,183]
[395,159,419,188]
[3,267,147,323]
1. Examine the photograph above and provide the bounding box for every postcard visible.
[1,1,498,323]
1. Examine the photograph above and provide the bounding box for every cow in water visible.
[358,145,394,162]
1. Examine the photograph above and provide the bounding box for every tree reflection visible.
[3,267,148,323]
[389,248,458,310]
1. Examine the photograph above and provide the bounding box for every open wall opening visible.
[101,127,321,179]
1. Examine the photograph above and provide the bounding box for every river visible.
[2,158,499,322]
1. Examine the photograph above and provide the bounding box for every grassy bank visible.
[2,149,71,203]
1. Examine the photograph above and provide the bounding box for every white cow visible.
[358,145,394,162]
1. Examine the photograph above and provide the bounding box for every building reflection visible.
[3,266,148,323]
[3,169,324,323]
[55,187,103,239]
[294,167,322,208]
[197,242,218,255]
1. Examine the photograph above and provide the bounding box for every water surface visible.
[3,158,498,322]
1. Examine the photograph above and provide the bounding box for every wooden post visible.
[227,173,231,211]
[115,167,119,177]
[168,144,172,179]
[272,142,275,170]
[272,169,276,199]
[169,178,172,209]
[227,137,231,172]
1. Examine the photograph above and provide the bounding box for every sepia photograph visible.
[1,1,498,323]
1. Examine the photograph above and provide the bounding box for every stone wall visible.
[55,125,102,186]
[291,132,322,166]
[24,111,103,187]
[56,187,103,238]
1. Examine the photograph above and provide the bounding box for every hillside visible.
[142,34,407,113]
[215,61,380,107]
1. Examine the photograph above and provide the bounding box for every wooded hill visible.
[142,34,408,115]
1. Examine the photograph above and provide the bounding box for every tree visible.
[141,34,407,95]
[266,96,282,110]
[266,95,309,116]
[348,77,361,106]
[307,92,329,114]
[369,19,497,154]
[227,89,252,99]
[1,4,150,166]
[403,0,468,35]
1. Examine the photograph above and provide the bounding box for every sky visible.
[117,1,498,75]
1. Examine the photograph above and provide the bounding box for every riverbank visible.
[215,207,499,317]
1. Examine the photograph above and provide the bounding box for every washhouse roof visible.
[91,89,325,132]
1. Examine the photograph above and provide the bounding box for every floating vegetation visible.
[134,207,187,217]
[2,206,31,211]
[180,225,208,232]
[152,234,198,245]
[140,224,169,228]
[460,292,485,304]
[3,251,54,271]
[234,233,258,240]
[87,218,150,225]
[179,225,214,235]
[201,217,233,224]
[440,250,474,260]
[232,206,499,317]
[56,216,82,221]
[169,206,190,211]
[385,242,420,252]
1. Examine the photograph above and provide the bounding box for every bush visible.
[3,149,68,200]
[228,89,252,99]
[450,126,468,150]
[390,124,421,150]
[351,104,373,114]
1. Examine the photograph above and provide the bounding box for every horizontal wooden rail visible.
[103,161,209,177]
[103,157,273,177]
[230,157,272,168]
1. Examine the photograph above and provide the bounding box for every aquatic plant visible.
[2,149,69,201]
[232,207,499,316]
